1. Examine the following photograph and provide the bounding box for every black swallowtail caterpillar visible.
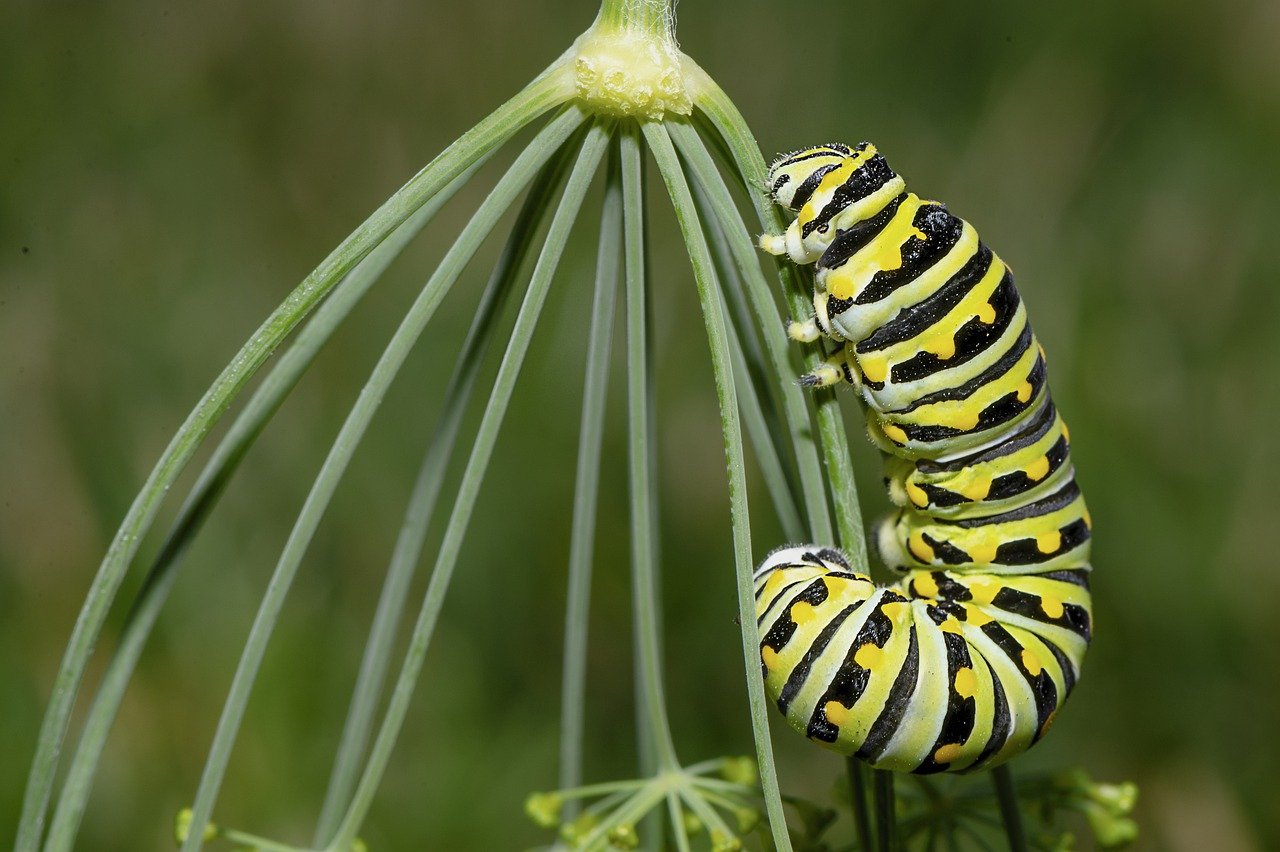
[753,142,1093,773]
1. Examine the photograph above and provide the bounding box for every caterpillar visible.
[753,142,1092,774]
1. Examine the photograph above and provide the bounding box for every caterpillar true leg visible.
[754,143,1092,773]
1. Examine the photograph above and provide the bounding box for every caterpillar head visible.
[765,143,866,212]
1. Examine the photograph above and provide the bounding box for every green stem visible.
[311,137,582,846]
[641,120,791,852]
[558,139,624,808]
[621,126,681,772]
[17,67,571,852]
[846,757,874,852]
[42,161,480,852]
[992,766,1028,852]
[180,107,587,852]
[323,120,613,851]
[667,119,832,545]
[687,74,866,564]
[595,0,675,38]
[874,770,896,852]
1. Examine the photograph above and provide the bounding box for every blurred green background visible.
[3,0,1278,848]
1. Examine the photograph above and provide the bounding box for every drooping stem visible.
[621,126,681,773]
[557,140,624,809]
[642,120,792,852]
[311,136,583,846]
[322,120,613,851]
[17,66,572,852]
[43,161,482,852]
[180,107,588,852]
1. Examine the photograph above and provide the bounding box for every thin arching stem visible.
[42,161,482,852]
[847,757,874,852]
[311,136,584,846]
[641,120,792,852]
[558,141,624,807]
[668,120,832,545]
[17,66,572,852]
[180,108,588,852]
[323,121,614,851]
[686,78,866,565]
[621,125,681,772]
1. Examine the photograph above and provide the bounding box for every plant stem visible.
[557,139,624,810]
[43,161,480,852]
[310,136,582,846]
[687,75,866,563]
[17,66,571,852]
[874,770,896,852]
[992,766,1028,852]
[621,126,681,773]
[180,106,587,852]
[641,120,791,852]
[323,120,613,851]
[846,757,874,852]
[596,0,675,39]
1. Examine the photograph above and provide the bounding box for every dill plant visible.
[17,0,1137,849]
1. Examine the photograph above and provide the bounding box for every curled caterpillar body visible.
[755,143,1093,773]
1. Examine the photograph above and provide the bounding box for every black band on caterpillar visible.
[754,144,1093,774]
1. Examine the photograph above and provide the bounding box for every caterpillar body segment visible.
[754,144,1093,773]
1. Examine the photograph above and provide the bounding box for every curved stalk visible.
[41,161,481,852]
[558,141,624,808]
[323,121,614,851]
[17,66,573,852]
[621,126,681,773]
[311,136,584,845]
[687,74,867,565]
[641,120,791,851]
[179,107,587,852]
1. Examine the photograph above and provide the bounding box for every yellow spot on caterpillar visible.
[1024,455,1051,482]
[1061,422,1071,442]
[957,475,992,501]
[882,601,912,622]
[965,539,999,565]
[954,667,978,699]
[790,601,817,625]
[1038,343,1047,362]
[906,481,930,507]
[919,328,957,359]
[966,577,1000,606]
[1015,381,1034,403]
[908,531,935,563]
[761,571,789,599]
[940,617,964,635]
[1084,509,1093,529]
[912,572,940,599]
[965,607,994,627]
[881,422,908,444]
[1035,530,1062,554]
[761,647,779,671]
[827,268,856,300]
[860,355,888,384]
[824,701,849,727]
[933,743,964,764]
[1040,595,1064,619]
[976,303,997,324]
[854,642,883,670]
[1021,648,1043,676]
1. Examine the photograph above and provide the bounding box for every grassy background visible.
[2,0,1277,848]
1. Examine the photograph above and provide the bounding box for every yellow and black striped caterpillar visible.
[754,142,1092,774]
